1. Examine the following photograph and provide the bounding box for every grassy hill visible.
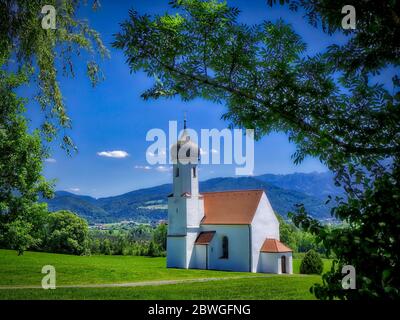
[0,249,331,300]
[44,172,340,224]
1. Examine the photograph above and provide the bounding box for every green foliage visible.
[270,0,400,300]
[45,210,90,255]
[113,0,399,170]
[0,0,108,150]
[277,215,298,251]
[100,238,112,255]
[268,0,400,74]
[300,249,323,275]
[147,241,161,257]
[0,67,53,213]
[0,66,53,255]
[0,0,107,255]
[292,162,400,299]
[153,223,167,250]
[1,220,40,256]
[277,214,325,254]
[88,223,166,257]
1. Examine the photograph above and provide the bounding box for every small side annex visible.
[258,238,293,274]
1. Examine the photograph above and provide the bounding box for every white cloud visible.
[45,158,57,163]
[69,188,80,193]
[134,165,152,170]
[134,165,171,172]
[155,165,171,172]
[97,150,129,158]
[199,148,219,155]
[146,149,166,157]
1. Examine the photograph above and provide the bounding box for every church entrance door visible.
[281,256,286,273]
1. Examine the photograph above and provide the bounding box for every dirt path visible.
[0,274,285,290]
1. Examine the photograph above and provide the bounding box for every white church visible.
[166,122,293,274]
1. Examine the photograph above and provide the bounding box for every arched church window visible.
[221,236,229,259]
[192,167,196,178]
[175,167,179,177]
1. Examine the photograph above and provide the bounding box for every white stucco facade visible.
[166,126,292,274]
[251,192,280,273]
[258,252,293,274]
[200,225,251,272]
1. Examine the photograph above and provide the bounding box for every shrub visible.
[46,210,89,255]
[300,249,323,274]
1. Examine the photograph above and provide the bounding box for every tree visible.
[147,241,161,257]
[1,0,106,255]
[101,238,112,255]
[300,249,323,275]
[267,0,400,74]
[268,0,400,299]
[292,163,400,299]
[113,0,399,170]
[153,223,167,251]
[277,214,325,254]
[0,0,108,150]
[90,238,101,254]
[129,224,153,241]
[113,0,400,299]
[277,215,298,251]
[45,210,89,255]
[1,219,40,255]
[0,65,53,254]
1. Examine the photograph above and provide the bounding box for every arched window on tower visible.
[175,167,179,177]
[192,167,196,178]
[221,236,229,259]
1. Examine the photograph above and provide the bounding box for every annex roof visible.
[260,238,293,253]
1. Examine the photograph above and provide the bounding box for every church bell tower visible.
[166,118,204,269]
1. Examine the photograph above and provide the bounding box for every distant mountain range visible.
[43,172,344,224]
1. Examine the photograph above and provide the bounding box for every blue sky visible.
[24,0,355,198]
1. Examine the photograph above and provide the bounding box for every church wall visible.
[176,163,198,196]
[192,245,207,269]
[259,252,278,273]
[200,225,250,272]
[251,193,280,273]
[168,197,187,236]
[186,228,200,268]
[186,196,204,228]
[167,236,186,268]
[285,254,293,274]
[258,252,293,274]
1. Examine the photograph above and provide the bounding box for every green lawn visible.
[0,249,329,300]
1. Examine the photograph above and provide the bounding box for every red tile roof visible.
[201,190,263,225]
[195,231,215,245]
[260,238,293,253]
